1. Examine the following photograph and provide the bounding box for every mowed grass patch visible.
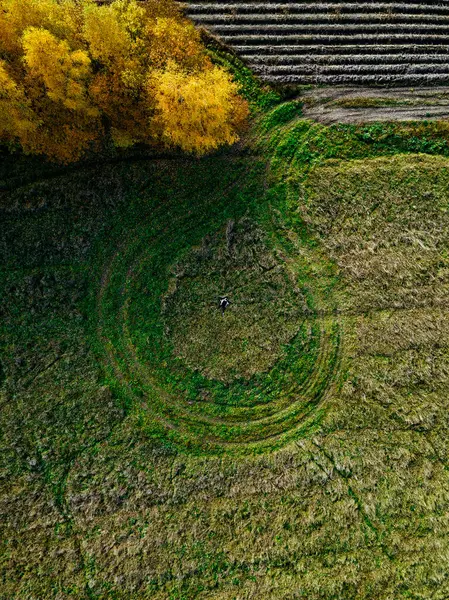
[94,158,341,454]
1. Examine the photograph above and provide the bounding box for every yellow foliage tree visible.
[148,18,208,71]
[0,61,37,140]
[22,28,97,115]
[150,62,248,155]
[0,0,248,163]
[0,0,85,56]
[82,3,131,67]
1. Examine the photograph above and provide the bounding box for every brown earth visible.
[301,85,449,124]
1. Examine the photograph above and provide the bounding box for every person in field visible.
[219,296,231,316]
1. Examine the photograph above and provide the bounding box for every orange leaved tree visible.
[0,0,248,162]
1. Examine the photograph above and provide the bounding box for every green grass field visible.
[2,70,449,599]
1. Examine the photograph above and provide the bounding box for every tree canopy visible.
[0,0,248,162]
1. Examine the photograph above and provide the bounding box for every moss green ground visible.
[3,74,449,598]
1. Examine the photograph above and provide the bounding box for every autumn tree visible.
[0,0,248,162]
[150,62,248,154]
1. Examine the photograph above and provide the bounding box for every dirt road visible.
[301,86,449,123]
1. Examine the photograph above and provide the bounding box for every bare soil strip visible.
[301,85,449,123]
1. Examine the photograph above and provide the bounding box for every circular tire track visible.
[96,211,342,454]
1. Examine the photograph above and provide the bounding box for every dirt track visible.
[301,85,449,123]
